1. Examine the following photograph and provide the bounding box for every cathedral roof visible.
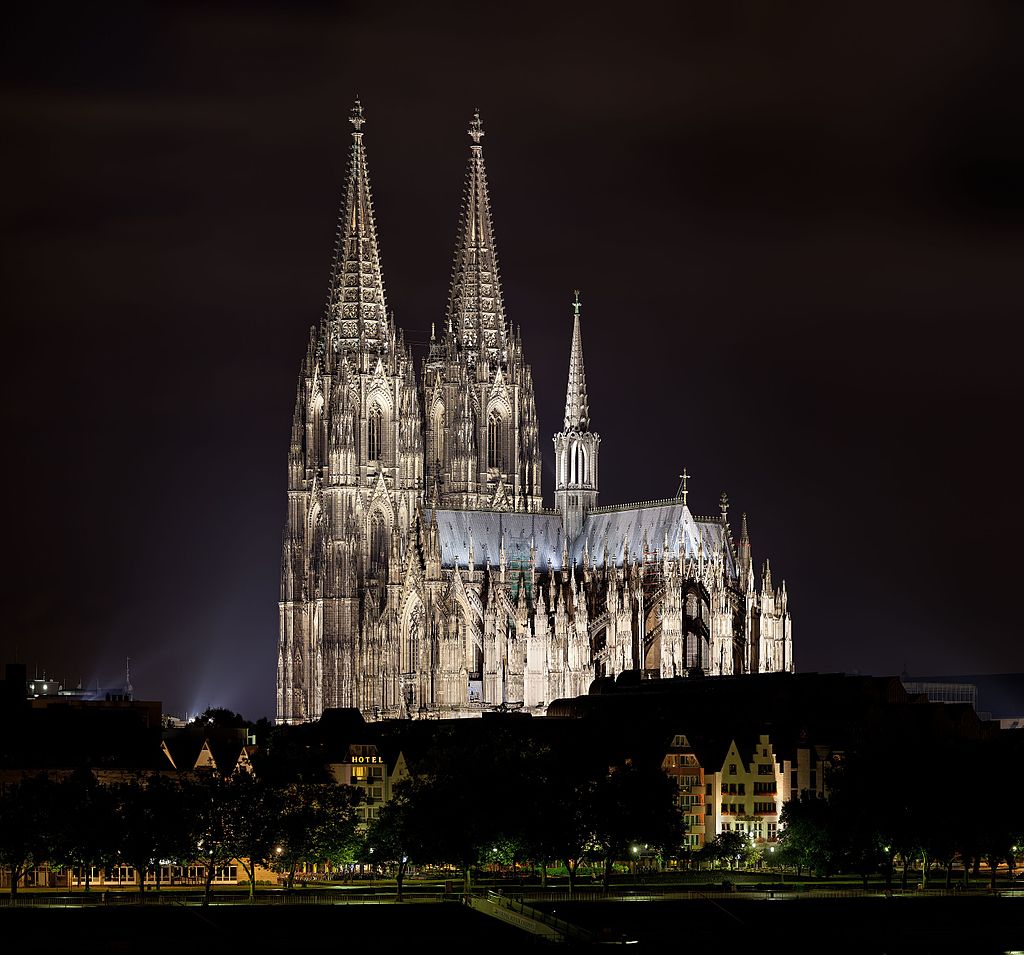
[426,501,736,577]
[444,111,508,365]
[427,508,564,570]
[574,502,737,578]
[325,99,390,353]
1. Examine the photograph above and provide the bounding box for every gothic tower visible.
[277,101,423,724]
[422,111,542,512]
[554,293,600,540]
[277,103,794,724]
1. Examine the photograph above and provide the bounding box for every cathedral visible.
[276,102,793,724]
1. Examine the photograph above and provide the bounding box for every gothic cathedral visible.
[276,103,793,723]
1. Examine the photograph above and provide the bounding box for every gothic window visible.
[367,405,383,462]
[370,516,388,579]
[488,412,502,470]
[431,405,445,464]
[310,398,324,467]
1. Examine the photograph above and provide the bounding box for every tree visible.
[779,791,837,877]
[365,781,419,901]
[589,764,683,887]
[0,774,56,895]
[190,707,250,730]
[185,772,248,905]
[713,830,752,869]
[113,774,192,893]
[48,769,117,892]
[512,747,595,895]
[270,783,363,889]
[229,773,281,901]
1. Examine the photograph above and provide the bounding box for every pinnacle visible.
[562,292,590,431]
[350,97,365,132]
[445,111,507,365]
[468,109,484,144]
[325,98,390,354]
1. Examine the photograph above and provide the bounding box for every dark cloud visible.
[2,1,1022,718]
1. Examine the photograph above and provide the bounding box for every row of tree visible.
[778,737,1023,890]
[4,713,1020,899]
[0,768,363,901]
[362,727,682,898]
[0,723,685,900]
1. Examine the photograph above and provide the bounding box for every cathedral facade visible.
[276,103,793,724]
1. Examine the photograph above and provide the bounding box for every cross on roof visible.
[350,98,365,132]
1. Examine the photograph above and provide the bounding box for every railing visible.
[481,891,596,941]
[512,885,1001,903]
[0,889,449,908]
[0,884,1012,908]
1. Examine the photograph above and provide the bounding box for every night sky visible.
[3,2,1022,720]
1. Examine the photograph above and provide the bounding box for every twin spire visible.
[324,101,589,417]
[446,109,508,364]
[563,291,590,431]
[325,99,390,353]
[326,101,511,367]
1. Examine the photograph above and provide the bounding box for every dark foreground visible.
[1,898,1021,952]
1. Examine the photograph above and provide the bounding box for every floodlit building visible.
[277,103,794,724]
[660,733,707,850]
[328,741,410,827]
[703,733,784,847]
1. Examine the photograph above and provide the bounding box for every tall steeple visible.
[554,292,600,541]
[279,97,423,726]
[445,110,507,365]
[424,110,542,513]
[563,290,590,431]
[737,512,752,592]
[325,99,390,354]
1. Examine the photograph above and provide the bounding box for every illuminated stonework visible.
[276,103,793,724]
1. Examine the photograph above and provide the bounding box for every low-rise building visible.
[660,733,706,850]
[702,733,783,847]
[328,742,409,827]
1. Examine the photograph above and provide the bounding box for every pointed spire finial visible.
[447,107,506,363]
[562,293,590,431]
[678,468,690,507]
[720,491,729,523]
[326,95,389,353]
[468,109,484,145]
[350,98,365,133]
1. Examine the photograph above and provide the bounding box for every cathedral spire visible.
[325,98,390,353]
[445,109,507,364]
[563,290,590,431]
[554,292,600,541]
